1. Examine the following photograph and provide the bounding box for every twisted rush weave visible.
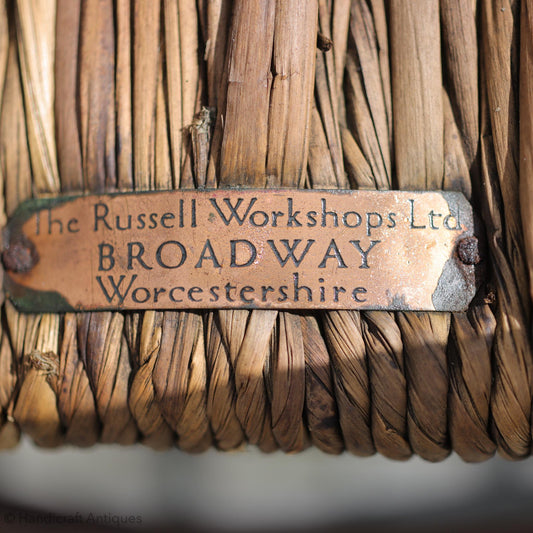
[0,0,531,462]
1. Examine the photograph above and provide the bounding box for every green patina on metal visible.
[4,276,75,314]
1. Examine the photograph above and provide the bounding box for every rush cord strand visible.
[0,0,531,462]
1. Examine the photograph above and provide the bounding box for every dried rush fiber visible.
[0,0,531,462]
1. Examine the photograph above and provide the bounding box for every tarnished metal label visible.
[2,190,479,313]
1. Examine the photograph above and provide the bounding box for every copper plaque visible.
[2,190,478,313]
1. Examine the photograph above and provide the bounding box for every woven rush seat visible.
[0,0,531,463]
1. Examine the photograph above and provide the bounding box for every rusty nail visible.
[2,236,39,273]
[457,236,480,265]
